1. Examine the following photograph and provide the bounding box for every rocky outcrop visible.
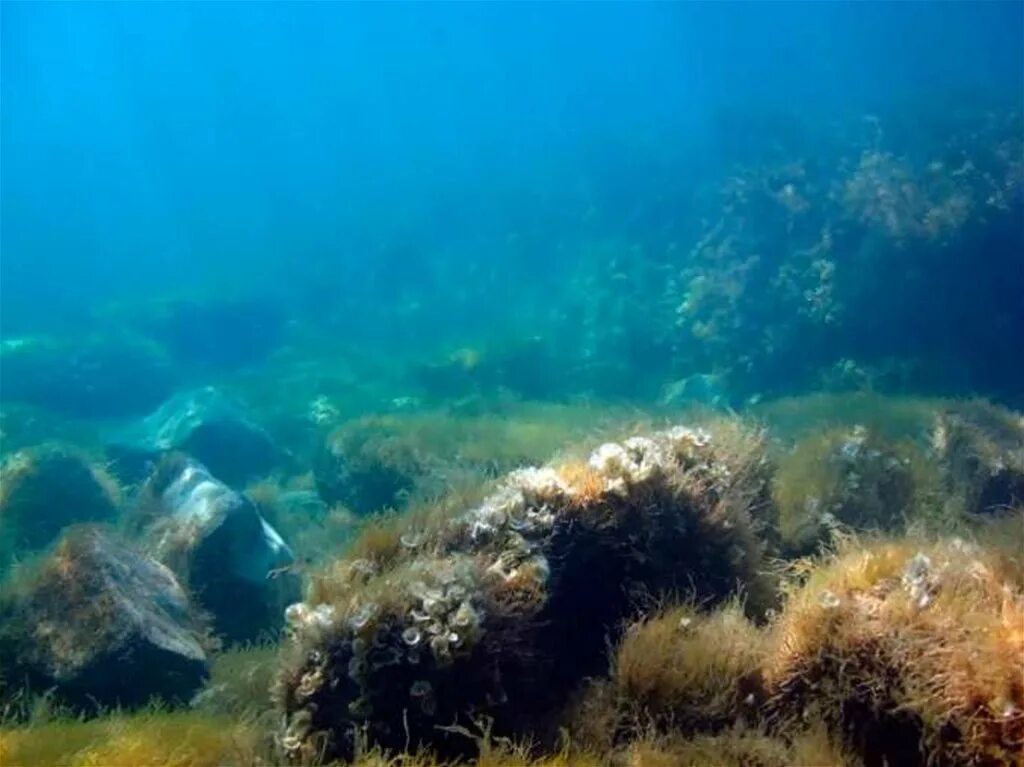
[107,387,281,485]
[139,456,300,643]
[276,423,775,762]
[0,527,209,710]
[0,334,176,418]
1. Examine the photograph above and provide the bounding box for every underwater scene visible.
[1,2,1023,766]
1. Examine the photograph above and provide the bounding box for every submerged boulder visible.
[314,417,426,514]
[276,422,775,762]
[932,401,1024,516]
[0,334,176,418]
[772,425,939,552]
[0,443,121,569]
[0,527,209,710]
[107,387,281,486]
[139,456,300,643]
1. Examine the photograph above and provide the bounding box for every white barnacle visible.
[401,626,423,647]
[819,590,841,609]
[513,466,573,504]
[400,532,423,549]
[452,600,479,629]
[349,602,378,631]
[284,602,309,628]
[902,552,935,608]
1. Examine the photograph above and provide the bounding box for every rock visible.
[0,527,209,710]
[0,443,121,569]
[139,456,300,643]
[276,422,775,762]
[0,334,176,418]
[107,387,281,486]
[314,417,425,513]
[772,425,938,552]
[932,401,1024,515]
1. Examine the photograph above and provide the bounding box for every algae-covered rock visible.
[567,598,771,761]
[139,456,300,643]
[276,423,775,762]
[764,537,1024,767]
[107,387,281,486]
[932,401,1024,516]
[772,426,938,551]
[0,334,176,418]
[314,417,426,513]
[0,443,121,568]
[0,527,209,710]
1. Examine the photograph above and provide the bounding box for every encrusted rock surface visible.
[0,527,209,710]
[276,424,774,762]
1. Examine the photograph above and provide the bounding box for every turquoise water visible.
[3,3,1021,408]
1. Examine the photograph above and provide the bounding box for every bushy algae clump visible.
[569,599,769,752]
[276,422,776,762]
[764,535,1024,766]
[932,400,1024,517]
[312,403,640,515]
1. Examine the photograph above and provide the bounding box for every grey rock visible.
[0,526,209,710]
[143,456,300,643]
[107,386,280,485]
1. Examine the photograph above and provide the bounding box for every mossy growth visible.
[190,642,280,720]
[764,532,1024,766]
[570,599,768,752]
[772,425,943,553]
[751,392,950,443]
[931,400,1024,516]
[0,443,122,569]
[0,709,268,767]
[0,526,211,713]
[619,724,859,767]
[312,402,643,514]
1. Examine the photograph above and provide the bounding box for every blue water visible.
[2,1,1024,407]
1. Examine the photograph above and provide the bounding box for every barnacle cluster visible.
[274,422,773,762]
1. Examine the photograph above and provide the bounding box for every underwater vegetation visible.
[0,392,1021,766]
[276,423,775,762]
[0,443,122,571]
[771,426,942,554]
[0,526,211,711]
